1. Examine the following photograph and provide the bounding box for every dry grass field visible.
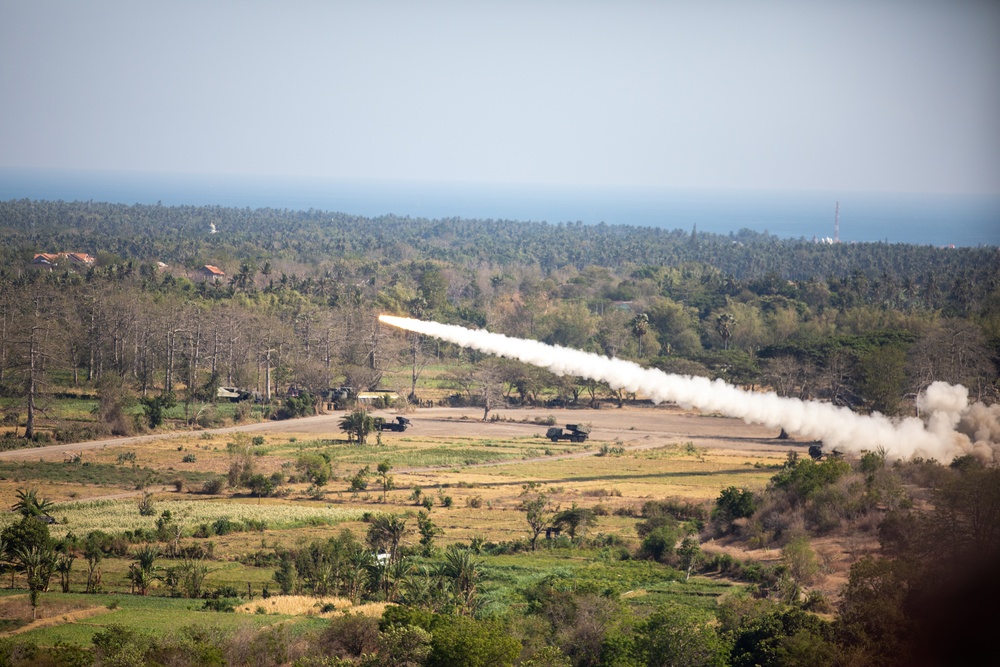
[1,403,801,554]
[2,404,829,644]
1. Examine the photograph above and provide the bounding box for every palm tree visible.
[14,544,55,619]
[0,537,10,589]
[56,552,75,593]
[715,313,736,350]
[12,488,53,518]
[366,514,409,565]
[84,535,103,594]
[377,460,393,503]
[343,550,371,604]
[127,545,160,595]
[179,558,208,599]
[631,313,650,357]
[400,564,445,610]
[438,545,482,615]
[339,409,376,445]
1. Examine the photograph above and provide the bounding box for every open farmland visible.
[0,405,803,646]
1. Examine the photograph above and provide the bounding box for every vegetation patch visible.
[0,498,363,536]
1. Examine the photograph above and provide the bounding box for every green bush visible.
[92,624,151,667]
[428,615,521,667]
[202,597,239,612]
[713,486,757,527]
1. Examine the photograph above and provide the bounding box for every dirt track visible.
[0,405,805,462]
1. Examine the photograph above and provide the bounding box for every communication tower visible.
[834,202,840,244]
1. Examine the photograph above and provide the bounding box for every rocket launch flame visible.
[379,314,1000,463]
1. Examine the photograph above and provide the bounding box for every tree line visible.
[0,198,997,443]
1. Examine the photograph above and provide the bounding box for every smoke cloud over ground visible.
[380,315,999,464]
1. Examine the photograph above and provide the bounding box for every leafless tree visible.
[476,359,507,421]
[908,319,995,403]
[6,285,65,439]
[764,354,817,399]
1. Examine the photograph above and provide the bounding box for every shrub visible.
[233,402,251,423]
[350,467,371,492]
[642,498,707,522]
[196,407,223,429]
[771,457,851,504]
[212,517,239,536]
[781,535,820,585]
[630,604,728,667]
[275,393,315,420]
[244,519,268,532]
[213,584,242,599]
[53,424,102,443]
[92,624,150,667]
[377,624,432,667]
[139,393,175,430]
[802,589,832,613]
[319,613,380,658]
[428,615,521,667]
[639,524,682,563]
[713,487,757,533]
[137,491,156,516]
[182,453,197,463]
[296,453,332,486]
[0,638,36,666]
[202,598,239,612]
[202,477,225,495]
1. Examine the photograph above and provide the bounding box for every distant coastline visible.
[1,168,998,247]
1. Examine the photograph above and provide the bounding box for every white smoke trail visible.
[380,315,999,463]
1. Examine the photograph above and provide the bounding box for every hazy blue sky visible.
[2,0,998,194]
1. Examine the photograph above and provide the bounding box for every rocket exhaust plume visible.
[379,315,1000,463]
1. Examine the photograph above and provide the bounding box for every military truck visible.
[217,386,253,402]
[217,386,241,401]
[378,416,412,432]
[323,386,355,410]
[545,423,590,443]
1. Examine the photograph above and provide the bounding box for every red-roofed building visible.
[197,265,226,281]
[66,252,96,266]
[31,253,62,267]
[30,252,96,270]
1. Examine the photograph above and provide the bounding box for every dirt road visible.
[0,405,802,463]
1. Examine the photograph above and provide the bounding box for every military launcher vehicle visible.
[545,424,590,443]
[378,416,412,432]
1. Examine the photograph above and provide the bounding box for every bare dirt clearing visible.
[0,405,806,462]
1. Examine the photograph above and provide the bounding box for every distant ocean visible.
[2,168,998,247]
